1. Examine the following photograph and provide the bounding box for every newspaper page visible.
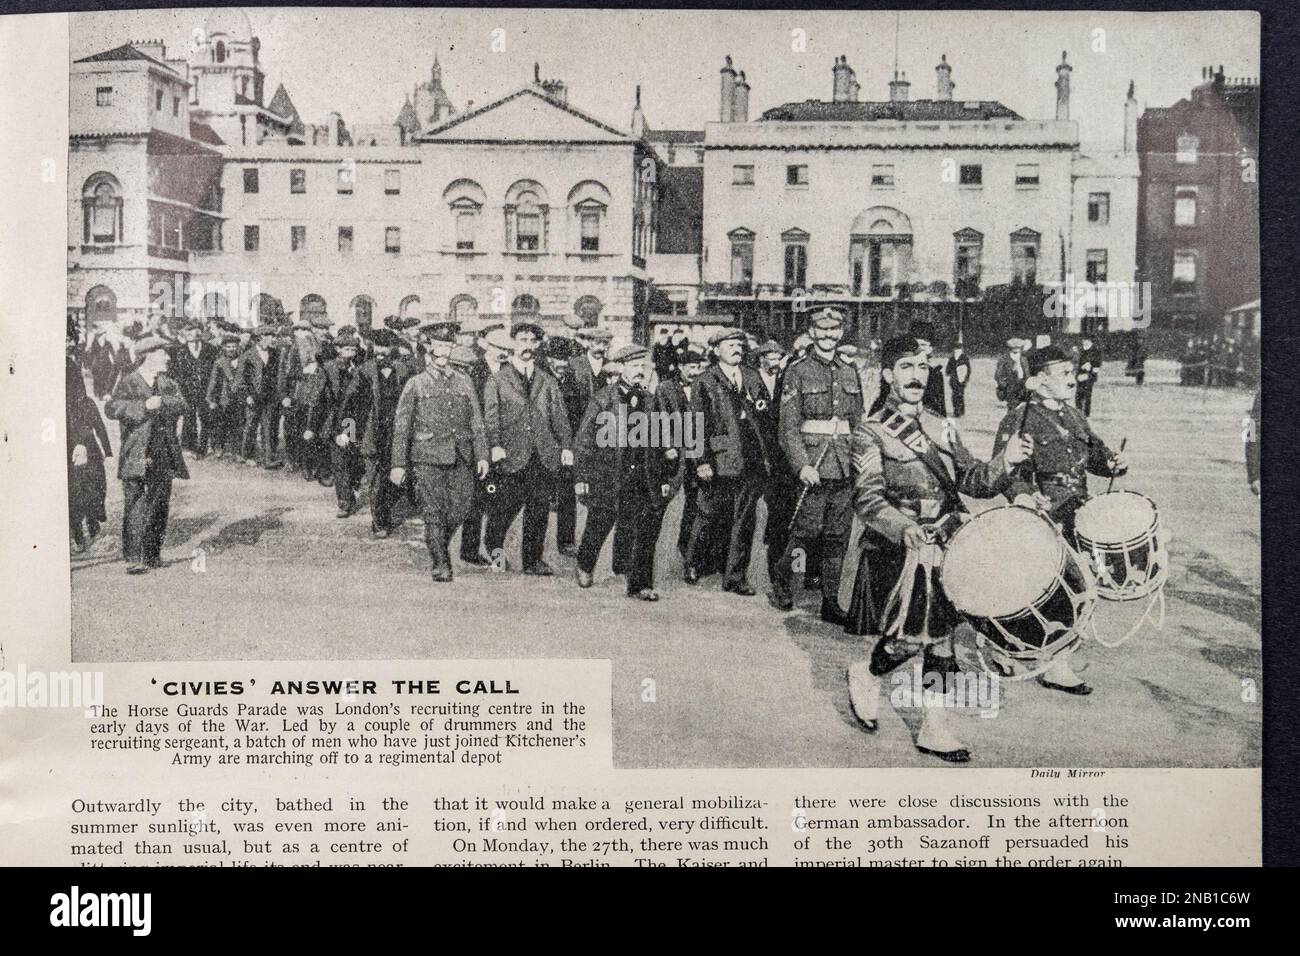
[0,6,1264,882]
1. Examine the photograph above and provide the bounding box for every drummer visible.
[845,335,1033,763]
[992,344,1128,695]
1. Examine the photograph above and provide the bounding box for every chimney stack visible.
[832,55,850,102]
[631,84,646,137]
[733,70,750,122]
[1123,80,1139,153]
[1055,50,1072,120]
[719,55,736,123]
[889,70,910,102]
[936,54,954,101]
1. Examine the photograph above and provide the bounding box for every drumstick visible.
[1105,437,1128,494]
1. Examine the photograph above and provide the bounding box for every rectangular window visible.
[786,164,809,186]
[290,168,306,194]
[960,164,983,186]
[384,169,400,195]
[172,96,180,117]
[730,238,754,287]
[1085,249,1108,284]
[1176,133,1200,164]
[455,211,476,251]
[1011,241,1039,284]
[291,225,306,252]
[871,164,895,188]
[337,167,353,195]
[1172,250,1197,291]
[732,164,755,186]
[155,89,163,111]
[954,239,982,294]
[516,214,540,251]
[338,226,353,253]
[580,211,600,251]
[784,243,807,289]
[1174,186,1198,226]
[1088,192,1110,225]
[243,167,259,194]
[243,225,259,252]
[385,226,401,253]
[96,86,112,107]
[1015,163,1040,187]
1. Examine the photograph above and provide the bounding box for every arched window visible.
[511,294,540,319]
[300,294,327,326]
[568,181,611,253]
[450,294,478,324]
[250,293,283,327]
[82,173,123,244]
[505,180,550,253]
[85,285,117,326]
[350,295,375,329]
[443,179,487,252]
[399,295,422,320]
[573,295,602,326]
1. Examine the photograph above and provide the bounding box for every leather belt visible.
[801,418,851,436]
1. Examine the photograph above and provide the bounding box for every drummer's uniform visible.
[993,398,1120,545]
[847,397,1013,670]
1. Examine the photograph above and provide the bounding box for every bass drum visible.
[942,505,1096,677]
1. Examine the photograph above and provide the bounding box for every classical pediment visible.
[417,87,633,144]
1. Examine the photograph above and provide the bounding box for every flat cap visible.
[485,329,515,352]
[420,320,459,342]
[611,344,649,364]
[132,335,171,356]
[586,326,614,343]
[367,329,402,349]
[544,336,578,360]
[680,348,708,365]
[707,327,746,346]
[756,339,785,357]
[335,333,361,349]
[448,345,479,368]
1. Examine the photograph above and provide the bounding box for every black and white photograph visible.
[63,6,1261,770]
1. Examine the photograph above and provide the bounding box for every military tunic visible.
[992,398,1120,542]
[772,353,864,609]
[391,366,488,575]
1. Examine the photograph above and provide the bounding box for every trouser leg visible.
[332,443,357,512]
[141,476,173,564]
[555,467,576,549]
[576,504,617,574]
[817,479,853,612]
[520,460,553,567]
[459,482,485,560]
[366,457,394,530]
[677,480,698,558]
[724,478,761,589]
[121,478,145,563]
[485,469,526,562]
[627,502,666,595]
[684,478,727,572]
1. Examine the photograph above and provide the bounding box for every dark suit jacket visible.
[483,362,573,475]
[570,353,609,408]
[104,371,189,480]
[168,342,219,402]
[307,358,364,438]
[646,377,690,497]
[205,355,240,408]
[690,364,766,479]
[346,358,415,459]
[574,382,653,509]
[237,346,282,409]
[994,352,1028,404]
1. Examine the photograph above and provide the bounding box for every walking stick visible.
[1105,437,1128,494]
[777,438,834,568]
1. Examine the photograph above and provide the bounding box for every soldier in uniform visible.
[845,335,1031,761]
[992,345,1128,695]
[483,321,575,575]
[350,328,415,538]
[683,328,769,595]
[304,331,365,517]
[389,322,489,582]
[104,336,191,574]
[1075,335,1102,417]
[769,309,864,620]
[574,345,668,600]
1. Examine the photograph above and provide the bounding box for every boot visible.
[1037,650,1092,696]
[914,704,970,763]
[846,660,880,732]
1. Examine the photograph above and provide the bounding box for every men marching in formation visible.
[77,308,1158,763]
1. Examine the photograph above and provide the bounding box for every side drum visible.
[1073,490,1167,601]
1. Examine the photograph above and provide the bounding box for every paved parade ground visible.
[70,358,1261,769]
